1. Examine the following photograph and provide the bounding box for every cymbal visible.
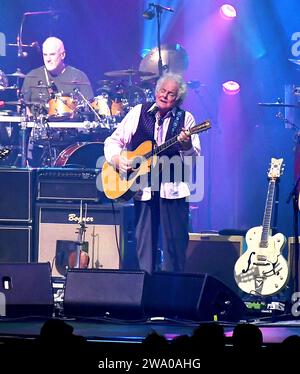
[258,102,300,108]
[97,79,112,85]
[0,85,18,90]
[30,85,49,89]
[6,70,26,78]
[139,43,189,75]
[60,80,90,85]
[104,69,155,78]
[96,80,114,94]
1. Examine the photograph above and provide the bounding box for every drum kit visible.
[0,44,189,167]
[0,67,158,167]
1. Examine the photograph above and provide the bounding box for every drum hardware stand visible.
[35,115,58,167]
[73,88,102,124]
[91,226,102,269]
[14,95,29,167]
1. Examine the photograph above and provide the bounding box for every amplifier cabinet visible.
[35,203,135,277]
[36,168,100,202]
[185,233,244,294]
[0,168,34,222]
[0,226,31,263]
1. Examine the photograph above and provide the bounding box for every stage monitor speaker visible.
[63,269,148,319]
[36,203,136,276]
[0,263,53,317]
[185,233,244,294]
[144,272,246,322]
[0,168,34,222]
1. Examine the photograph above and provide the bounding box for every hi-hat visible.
[139,44,189,76]
[7,72,37,79]
[258,102,300,108]
[104,69,155,78]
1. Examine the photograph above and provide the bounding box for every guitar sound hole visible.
[131,156,144,171]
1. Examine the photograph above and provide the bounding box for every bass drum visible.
[54,142,104,168]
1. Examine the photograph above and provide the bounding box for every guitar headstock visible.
[268,157,284,180]
[190,120,211,135]
[0,147,11,160]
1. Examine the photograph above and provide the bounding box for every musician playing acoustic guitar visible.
[104,73,201,273]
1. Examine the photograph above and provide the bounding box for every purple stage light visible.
[222,80,240,95]
[220,4,237,20]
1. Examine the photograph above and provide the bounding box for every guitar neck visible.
[144,133,180,160]
[260,179,276,246]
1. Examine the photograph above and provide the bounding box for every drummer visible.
[21,36,94,116]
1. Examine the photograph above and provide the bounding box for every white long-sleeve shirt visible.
[104,104,201,201]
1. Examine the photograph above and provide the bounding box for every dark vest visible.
[129,103,187,184]
[129,103,186,157]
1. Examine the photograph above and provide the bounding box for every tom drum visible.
[48,95,77,119]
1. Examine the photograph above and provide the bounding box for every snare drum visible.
[91,95,111,116]
[48,95,77,119]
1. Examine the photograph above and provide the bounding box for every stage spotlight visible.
[220,4,237,20]
[222,81,240,95]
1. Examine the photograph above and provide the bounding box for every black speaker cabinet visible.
[0,168,34,222]
[0,263,53,317]
[0,226,32,263]
[64,269,148,319]
[185,233,244,294]
[145,272,246,322]
[36,203,135,276]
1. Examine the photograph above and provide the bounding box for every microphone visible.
[143,6,155,19]
[143,3,174,19]
[149,3,174,12]
[50,81,58,93]
[148,103,158,114]
[30,41,40,52]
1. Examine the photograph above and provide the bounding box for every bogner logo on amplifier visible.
[68,214,94,223]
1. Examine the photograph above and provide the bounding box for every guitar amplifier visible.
[36,168,103,202]
[35,202,136,277]
[185,233,244,294]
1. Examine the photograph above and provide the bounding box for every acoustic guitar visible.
[234,158,289,296]
[101,120,211,200]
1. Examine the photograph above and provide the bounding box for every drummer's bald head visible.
[43,37,65,54]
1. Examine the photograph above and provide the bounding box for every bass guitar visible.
[234,157,289,296]
[101,120,211,200]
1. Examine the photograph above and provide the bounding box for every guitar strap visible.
[169,108,184,136]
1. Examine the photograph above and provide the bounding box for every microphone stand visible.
[73,88,103,124]
[287,177,300,297]
[18,95,29,167]
[155,5,164,76]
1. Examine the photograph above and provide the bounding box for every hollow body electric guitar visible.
[234,158,289,296]
[101,120,211,200]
